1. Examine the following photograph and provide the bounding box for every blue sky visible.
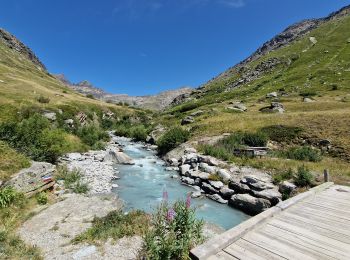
[0,0,348,95]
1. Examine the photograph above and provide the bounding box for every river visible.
[113,137,250,230]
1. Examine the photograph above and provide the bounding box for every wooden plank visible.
[298,203,350,221]
[311,197,350,209]
[304,201,350,215]
[289,204,350,223]
[208,251,238,260]
[267,218,350,255]
[287,207,350,231]
[262,223,350,259]
[277,212,350,241]
[224,242,271,260]
[243,231,319,260]
[235,239,286,260]
[315,194,350,205]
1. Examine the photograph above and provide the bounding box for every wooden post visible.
[323,169,330,182]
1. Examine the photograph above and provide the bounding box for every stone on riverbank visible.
[229,193,271,215]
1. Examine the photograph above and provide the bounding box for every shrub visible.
[157,127,190,155]
[260,125,303,143]
[55,166,89,193]
[35,192,48,205]
[0,187,25,208]
[76,124,110,148]
[200,144,231,161]
[131,125,148,142]
[272,168,294,184]
[86,94,95,99]
[0,114,70,163]
[143,198,204,260]
[294,165,313,187]
[285,146,322,162]
[101,118,114,130]
[73,182,89,194]
[36,95,50,103]
[299,91,317,97]
[73,210,150,243]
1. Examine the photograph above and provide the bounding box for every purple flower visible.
[186,194,191,208]
[167,208,176,221]
[162,190,168,201]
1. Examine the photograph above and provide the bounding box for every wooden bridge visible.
[190,183,350,260]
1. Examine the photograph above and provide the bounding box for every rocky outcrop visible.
[168,146,281,214]
[260,102,285,113]
[6,162,56,195]
[0,28,46,70]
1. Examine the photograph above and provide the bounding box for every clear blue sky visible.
[0,0,348,95]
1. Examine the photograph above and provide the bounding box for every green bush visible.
[55,166,89,193]
[260,125,303,143]
[200,144,231,161]
[294,165,313,187]
[0,187,25,208]
[157,127,190,155]
[76,124,110,148]
[285,146,322,162]
[0,114,70,163]
[143,198,204,260]
[299,91,317,97]
[36,95,50,103]
[272,168,294,184]
[74,210,150,243]
[35,192,48,205]
[131,125,148,142]
[86,94,95,99]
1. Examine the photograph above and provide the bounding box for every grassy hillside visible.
[0,33,147,182]
[160,11,350,184]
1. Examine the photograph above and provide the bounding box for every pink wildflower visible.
[186,194,191,208]
[167,208,176,221]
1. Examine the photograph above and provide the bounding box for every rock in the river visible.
[181,116,194,125]
[199,163,217,174]
[229,181,251,193]
[251,189,282,205]
[220,187,235,199]
[229,194,271,215]
[209,180,224,190]
[207,194,228,204]
[168,158,179,166]
[6,161,55,195]
[217,169,231,182]
[181,176,195,186]
[201,182,219,194]
[279,181,296,194]
[108,151,135,165]
[179,164,191,176]
[191,191,203,198]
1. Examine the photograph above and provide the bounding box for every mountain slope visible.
[161,5,350,184]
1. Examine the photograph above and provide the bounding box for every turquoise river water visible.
[114,137,250,230]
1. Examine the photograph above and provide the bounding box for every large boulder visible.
[208,180,224,190]
[217,169,231,182]
[207,194,228,204]
[228,181,251,193]
[219,187,235,199]
[279,181,296,194]
[6,162,56,195]
[43,112,57,121]
[260,102,285,113]
[179,164,191,176]
[241,175,275,191]
[181,176,195,186]
[201,182,219,194]
[190,171,210,181]
[198,155,220,166]
[251,189,282,205]
[105,151,135,165]
[199,163,217,174]
[229,194,271,215]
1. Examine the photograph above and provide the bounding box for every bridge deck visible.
[190,183,350,260]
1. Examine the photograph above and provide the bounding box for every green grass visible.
[55,166,89,194]
[73,210,150,244]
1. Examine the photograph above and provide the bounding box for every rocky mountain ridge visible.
[55,74,192,110]
[0,28,46,71]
